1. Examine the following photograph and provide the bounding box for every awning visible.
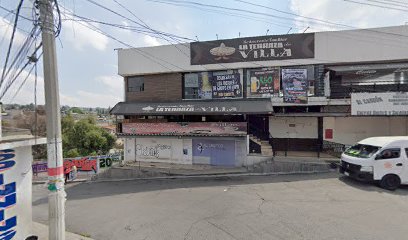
[327,62,408,72]
[273,112,350,117]
[110,99,273,115]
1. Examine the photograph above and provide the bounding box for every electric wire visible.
[0,0,25,89]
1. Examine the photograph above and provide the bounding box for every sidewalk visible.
[33,172,90,184]
[33,222,93,240]
[124,161,248,175]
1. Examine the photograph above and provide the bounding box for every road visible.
[33,173,408,240]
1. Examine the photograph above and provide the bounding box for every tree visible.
[11,108,47,160]
[62,115,116,157]
[70,107,84,114]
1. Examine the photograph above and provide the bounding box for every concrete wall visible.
[323,117,408,145]
[125,137,192,165]
[118,26,408,76]
[125,73,182,101]
[124,137,247,166]
[235,139,247,166]
[269,117,318,139]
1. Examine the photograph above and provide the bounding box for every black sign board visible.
[191,33,314,65]
[110,99,274,115]
[211,73,242,98]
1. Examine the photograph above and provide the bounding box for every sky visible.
[0,0,407,108]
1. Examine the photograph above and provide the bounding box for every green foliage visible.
[65,148,80,158]
[70,107,85,114]
[62,115,116,157]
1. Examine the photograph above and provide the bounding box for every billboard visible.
[122,122,247,136]
[351,92,408,116]
[282,68,308,103]
[190,33,314,65]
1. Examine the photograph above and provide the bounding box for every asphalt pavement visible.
[33,173,408,240]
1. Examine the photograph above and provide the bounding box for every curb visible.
[90,170,335,183]
[32,179,89,185]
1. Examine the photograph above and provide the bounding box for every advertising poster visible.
[198,72,213,99]
[282,68,308,103]
[249,69,279,94]
[211,73,242,98]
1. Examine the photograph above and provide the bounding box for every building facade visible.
[111,25,408,165]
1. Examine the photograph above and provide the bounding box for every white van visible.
[340,136,408,190]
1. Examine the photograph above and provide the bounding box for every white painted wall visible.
[124,137,192,164]
[324,117,408,145]
[234,139,247,166]
[182,139,193,164]
[118,26,408,76]
[124,138,135,162]
[0,146,33,239]
[269,117,318,139]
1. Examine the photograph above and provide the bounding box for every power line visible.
[0,0,25,89]
[0,43,43,100]
[362,0,408,8]
[148,0,408,40]
[235,0,352,29]
[344,0,408,12]
[63,12,186,71]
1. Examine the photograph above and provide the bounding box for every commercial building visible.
[111,25,408,166]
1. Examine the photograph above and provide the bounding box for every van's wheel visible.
[380,174,401,191]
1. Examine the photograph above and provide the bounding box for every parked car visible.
[339,136,408,190]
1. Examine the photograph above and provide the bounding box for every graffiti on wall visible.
[64,157,98,173]
[32,154,122,174]
[136,144,172,158]
[0,149,17,239]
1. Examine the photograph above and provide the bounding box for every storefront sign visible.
[249,69,279,94]
[211,73,242,98]
[351,92,408,115]
[122,122,247,136]
[190,33,314,65]
[111,99,273,115]
[282,68,308,103]
[142,104,238,113]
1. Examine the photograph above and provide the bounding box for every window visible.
[184,73,200,99]
[405,148,408,158]
[128,76,144,92]
[344,144,380,158]
[376,148,401,160]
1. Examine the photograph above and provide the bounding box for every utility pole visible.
[38,0,66,239]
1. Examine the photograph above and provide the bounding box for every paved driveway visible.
[33,173,408,240]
